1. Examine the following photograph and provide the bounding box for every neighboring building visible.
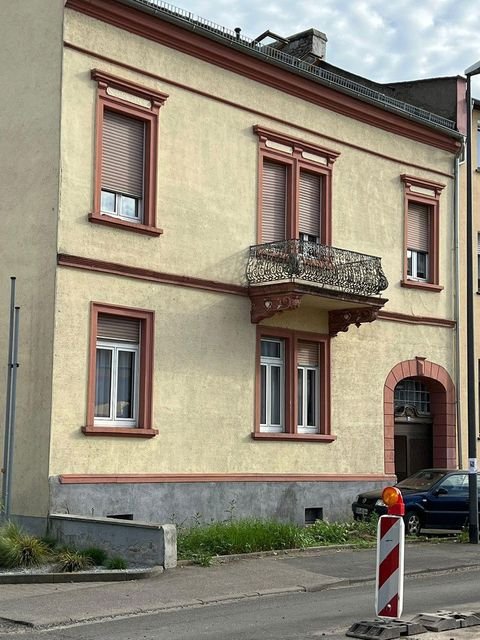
[0,0,464,531]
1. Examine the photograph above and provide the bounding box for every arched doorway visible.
[384,358,456,478]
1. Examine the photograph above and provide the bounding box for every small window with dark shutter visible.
[100,110,145,223]
[407,202,430,281]
[299,170,321,244]
[261,160,287,243]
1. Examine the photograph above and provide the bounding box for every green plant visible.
[105,556,127,570]
[0,521,22,541]
[176,512,390,563]
[82,547,108,566]
[303,520,349,546]
[56,549,93,572]
[457,527,469,543]
[178,518,308,561]
[190,552,213,567]
[224,499,237,522]
[348,514,379,539]
[0,522,51,568]
[40,535,58,551]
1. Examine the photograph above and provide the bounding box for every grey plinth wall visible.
[48,514,177,568]
[49,476,392,526]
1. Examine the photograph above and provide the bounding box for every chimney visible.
[280,29,327,64]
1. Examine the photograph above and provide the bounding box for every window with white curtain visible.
[260,338,285,432]
[259,333,325,436]
[94,315,140,427]
[297,341,319,433]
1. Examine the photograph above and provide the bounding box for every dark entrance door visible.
[394,422,433,481]
[394,379,433,481]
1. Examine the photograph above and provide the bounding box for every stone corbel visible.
[250,292,303,323]
[328,307,379,337]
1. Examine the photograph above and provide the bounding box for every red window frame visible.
[254,125,339,245]
[252,326,335,442]
[83,302,157,438]
[401,174,445,292]
[90,69,168,237]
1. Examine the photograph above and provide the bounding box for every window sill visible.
[401,280,443,292]
[82,426,158,438]
[251,432,336,442]
[89,212,163,237]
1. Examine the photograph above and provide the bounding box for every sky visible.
[169,0,480,90]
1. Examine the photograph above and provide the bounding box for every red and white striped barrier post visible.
[375,487,405,618]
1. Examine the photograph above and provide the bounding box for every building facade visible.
[0,0,464,530]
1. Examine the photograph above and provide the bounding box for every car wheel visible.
[404,510,422,536]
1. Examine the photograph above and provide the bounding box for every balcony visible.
[246,239,389,334]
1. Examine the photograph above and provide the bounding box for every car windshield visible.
[396,470,446,491]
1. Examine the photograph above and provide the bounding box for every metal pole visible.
[465,72,479,543]
[2,278,16,519]
[4,306,20,521]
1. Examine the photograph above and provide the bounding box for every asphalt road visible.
[3,567,480,640]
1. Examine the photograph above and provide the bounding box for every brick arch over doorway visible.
[384,357,456,476]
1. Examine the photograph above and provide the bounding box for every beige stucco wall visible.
[49,268,455,476]
[48,8,459,480]
[0,1,64,517]
[60,10,455,315]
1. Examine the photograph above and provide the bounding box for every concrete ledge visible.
[48,514,177,568]
[0,566,163,584]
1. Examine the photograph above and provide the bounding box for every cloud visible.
[179,0,480,84]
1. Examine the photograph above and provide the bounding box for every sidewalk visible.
[0,542,480,630]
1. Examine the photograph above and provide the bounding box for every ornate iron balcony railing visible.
[246,240,388,297]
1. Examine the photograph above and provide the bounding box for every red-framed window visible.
[401,174,445,292]
[83,302,157,438]
[253,326,335,442]
[254,125,339,245]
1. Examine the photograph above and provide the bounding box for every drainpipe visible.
[454,144,464,469]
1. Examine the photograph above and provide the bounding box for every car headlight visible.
[375,499,386,507]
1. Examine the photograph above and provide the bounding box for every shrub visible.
[82,547,108,566]
[105,556,127,570]
[40,535,58,551]
[56,549,93,573]
[0,522,50,568]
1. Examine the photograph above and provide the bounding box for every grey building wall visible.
[49,477,388,526]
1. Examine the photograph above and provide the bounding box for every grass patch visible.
[0,522,51,568]
[178,516,380,563]
[55,549,93,573]
[105,556,128,570]
[179,518,307,558]
[82,547,108,566]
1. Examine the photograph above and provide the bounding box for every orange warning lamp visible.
[382,486,405,516]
